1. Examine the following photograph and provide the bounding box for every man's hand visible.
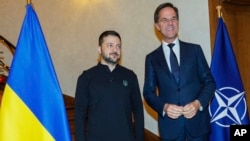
[164,103,184,119]
[182,100,200,119]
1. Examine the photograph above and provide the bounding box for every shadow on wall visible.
[154,26,162,42]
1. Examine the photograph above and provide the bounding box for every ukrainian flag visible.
[0,4,71,141]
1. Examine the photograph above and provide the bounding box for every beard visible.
[102,52,120,65]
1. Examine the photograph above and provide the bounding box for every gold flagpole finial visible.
[27,0,31,4]
[216,5,222,18]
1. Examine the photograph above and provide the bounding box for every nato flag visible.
[209,17,250,141]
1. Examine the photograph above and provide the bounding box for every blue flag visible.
[209,17,250,141]
[0,4,72,141]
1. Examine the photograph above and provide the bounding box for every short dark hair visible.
[154,2,179,23]
[98,30,121,46]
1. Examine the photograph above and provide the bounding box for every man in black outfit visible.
[74,30,144,141]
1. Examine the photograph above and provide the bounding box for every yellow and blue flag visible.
[0,4,71,141]
[209,17,250,141]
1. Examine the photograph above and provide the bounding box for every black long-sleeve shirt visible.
[74,63,144,141]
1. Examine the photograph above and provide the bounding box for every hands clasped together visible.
[164,100,201,119]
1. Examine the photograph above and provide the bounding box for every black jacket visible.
[74,63,144,141]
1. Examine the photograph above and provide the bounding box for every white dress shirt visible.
[162,38,180,71]
[162,38,180,116]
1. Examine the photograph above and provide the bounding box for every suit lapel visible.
[155,45,172,79]
[178,40,190,85]
[179,40,192,85]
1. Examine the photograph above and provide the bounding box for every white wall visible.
[0,0,211,135]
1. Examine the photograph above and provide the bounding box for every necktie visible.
[168,43,180,83]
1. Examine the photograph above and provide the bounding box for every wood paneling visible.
[222,0,250,5]
[209,0,250,114]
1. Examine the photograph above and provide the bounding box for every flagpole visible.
[216,5,222,18]
[27,0,31,4]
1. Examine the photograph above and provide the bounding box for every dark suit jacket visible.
[143,40,215,139]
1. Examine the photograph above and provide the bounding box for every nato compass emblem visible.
[209,87,248,127]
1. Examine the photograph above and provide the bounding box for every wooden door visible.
[209,0,250,114]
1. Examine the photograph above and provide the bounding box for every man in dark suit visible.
[143,2,216,141]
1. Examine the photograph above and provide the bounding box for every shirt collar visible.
[162,38,179,47]
[97,63,120,71]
